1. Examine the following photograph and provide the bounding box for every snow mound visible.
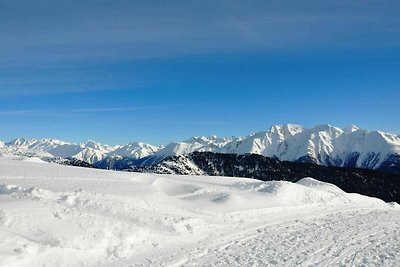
[0,157,396,266]
[146,174,386,211]
[254,180,348,207]
[151,178,204,197]
[296,177,345,193]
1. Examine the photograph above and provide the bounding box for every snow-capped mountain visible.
[146,124,400,173]
[1,124,399,173]
[1,138,160,165]
[5,138,83,158]
[73,147,108,165]
[111,142,159,158]
[138,135,237,166]
[81,140,115,153]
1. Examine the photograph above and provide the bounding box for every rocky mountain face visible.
[142,152,400,203]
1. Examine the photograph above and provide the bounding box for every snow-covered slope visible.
[73,147,108,164]
[0,156,399,266]
[111,142,159,158]
[6,138,84,158]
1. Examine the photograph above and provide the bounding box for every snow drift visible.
[0,155,399,266]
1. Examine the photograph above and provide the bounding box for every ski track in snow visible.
[0,157,399,267]
[179,209,400,267]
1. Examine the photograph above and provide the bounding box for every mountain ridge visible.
[1,124,400,173]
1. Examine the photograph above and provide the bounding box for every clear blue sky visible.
[0,0,399,145]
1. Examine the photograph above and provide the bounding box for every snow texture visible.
[0,155,399,266]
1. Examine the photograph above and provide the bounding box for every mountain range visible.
[1,124,400,173]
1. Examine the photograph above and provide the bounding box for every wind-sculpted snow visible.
[149,152,400,203]
[0,156,399,266]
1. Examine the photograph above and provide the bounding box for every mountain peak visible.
[312,124,332,131]
[83,140,102,149]
[268,124,304,137]
[344,124,360,132]
[186,135,228,144]
[6,137,30,146]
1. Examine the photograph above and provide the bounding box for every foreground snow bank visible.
[0,156,398,266]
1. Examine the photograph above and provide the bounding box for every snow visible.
[73,147,107,164]
[0,156,399,266]
[2,138,160,164]
[111,142,159,158]
[150,124,400,169]
[2,124,400,171]
[344,124,360,132]
[154,155,207,175]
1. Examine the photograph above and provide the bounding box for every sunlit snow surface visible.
[0,156,399,266]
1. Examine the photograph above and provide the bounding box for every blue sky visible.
[0,0,399,145]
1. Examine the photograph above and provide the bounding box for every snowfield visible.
[0,156,399,267]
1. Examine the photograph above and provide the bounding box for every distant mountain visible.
[2,138,160,165]
[73,147,108,165]
[142,124,400,174]
[142,151,400,203]
[1,124,400,173]
[111,142,159,158]
[5,138,84,158]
